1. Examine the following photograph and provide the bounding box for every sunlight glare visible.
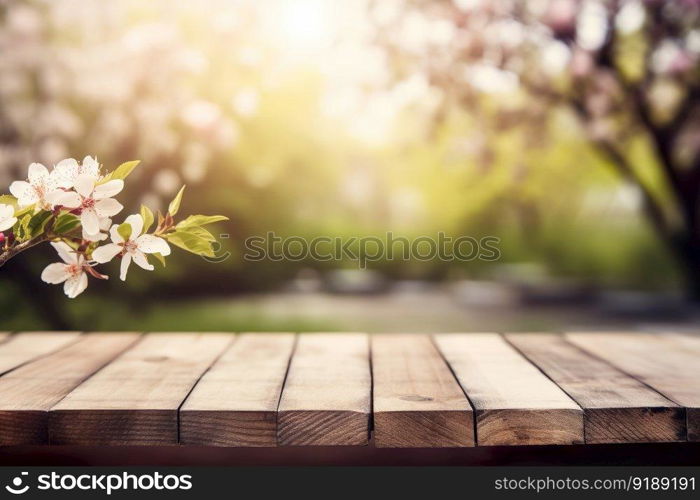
[274,0,334,55]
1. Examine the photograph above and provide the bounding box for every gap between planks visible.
[505,333,686,444]
[434,333,584,446]
[0,333,140,445]
[372,334,474,448]
[49,333,233,446]
[566,332,700,442]
[180,333,295,446]
[277,333,371,446]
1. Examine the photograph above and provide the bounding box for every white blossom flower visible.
[0,204,17,232]
[82,217,112,242]
[40,242,90,298]
[92,214,171,281]
[49,173,124,235]
[9,163,65,209]
[51,156,101,189]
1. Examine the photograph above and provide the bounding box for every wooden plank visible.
[567,332,700,442]
[506,333,685,444]
[180,333,295,447]
[434,333,584,446]
[0,333,139,445]
[50,333,232,445]
[278,333,370,446]
[372,334,474,448]
[0,331,81,375]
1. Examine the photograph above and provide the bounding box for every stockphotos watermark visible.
[3,470,192,496]
[243,232,501,269]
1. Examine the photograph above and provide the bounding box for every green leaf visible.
[182,225,217,242]
[54,213,81,235]
[140,205,155,233]
[102,160,140,182]
[176,214,228,229]
[15,214,32,241]
[14,204,35,218]
[165,228,216,257]
[152,252,167,267]
[27,210,53,238]
[0,195,18,209]
[117,222,132,241]
[167,185,186,216]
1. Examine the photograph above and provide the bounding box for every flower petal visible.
[124,214,144,238]
[47,190,81,208]
[27,163,49,184]
[131,250,154,271]
[135,234,171,255]
[74,174,96,198]
[99,217,112,231]
[81,208,100,235]
[41,263,71,284]
[52,158,79,188]
[94,198,123,218]
[0,216,17,232]
[9,181,37,207]
[109,224,124,244]
[81,156,100,178]
[64,272,88,298]
[92,243,122,263]
[50,241,78,264]
[0,204,13,218]
[93,179,124,200]
[120,252,132,281]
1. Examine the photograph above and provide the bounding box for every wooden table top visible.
[0,331,697,447]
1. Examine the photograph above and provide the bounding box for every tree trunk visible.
[673,230,700,301]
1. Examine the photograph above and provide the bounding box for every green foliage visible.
[140,205,155,233]
[15,210,52,242]
[152,252,167,267]
[53,213,81,235]
[117,222,132,241]
[101,160,140,182]
[0,195,18,209]
[176,215,228,229]
[165,226,218,257]
[168,186,186,216]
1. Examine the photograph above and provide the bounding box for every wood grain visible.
[0,331,81,375]
[372,334,474,447]
[506,333,685,443]
[180,333,295,446]
[0,333,139,445]
[567,332,700,442]
[50,333,232,445]
[434,333,584,446]
[278,333,370,446]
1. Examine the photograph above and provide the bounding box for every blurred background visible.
[1,0,699,332]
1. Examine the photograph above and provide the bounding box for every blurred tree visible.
[373,0,700,296]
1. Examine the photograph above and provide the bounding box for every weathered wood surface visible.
[0,331,695,447]
[567,332,700,442]
[277,333,371,446]
[434,333,584,446]
[0,333,139,445]
[372,334,474,447]
[506,333,685,443]
[50,333,232,445]
[0,331,81,375]
[180,333,295,446]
